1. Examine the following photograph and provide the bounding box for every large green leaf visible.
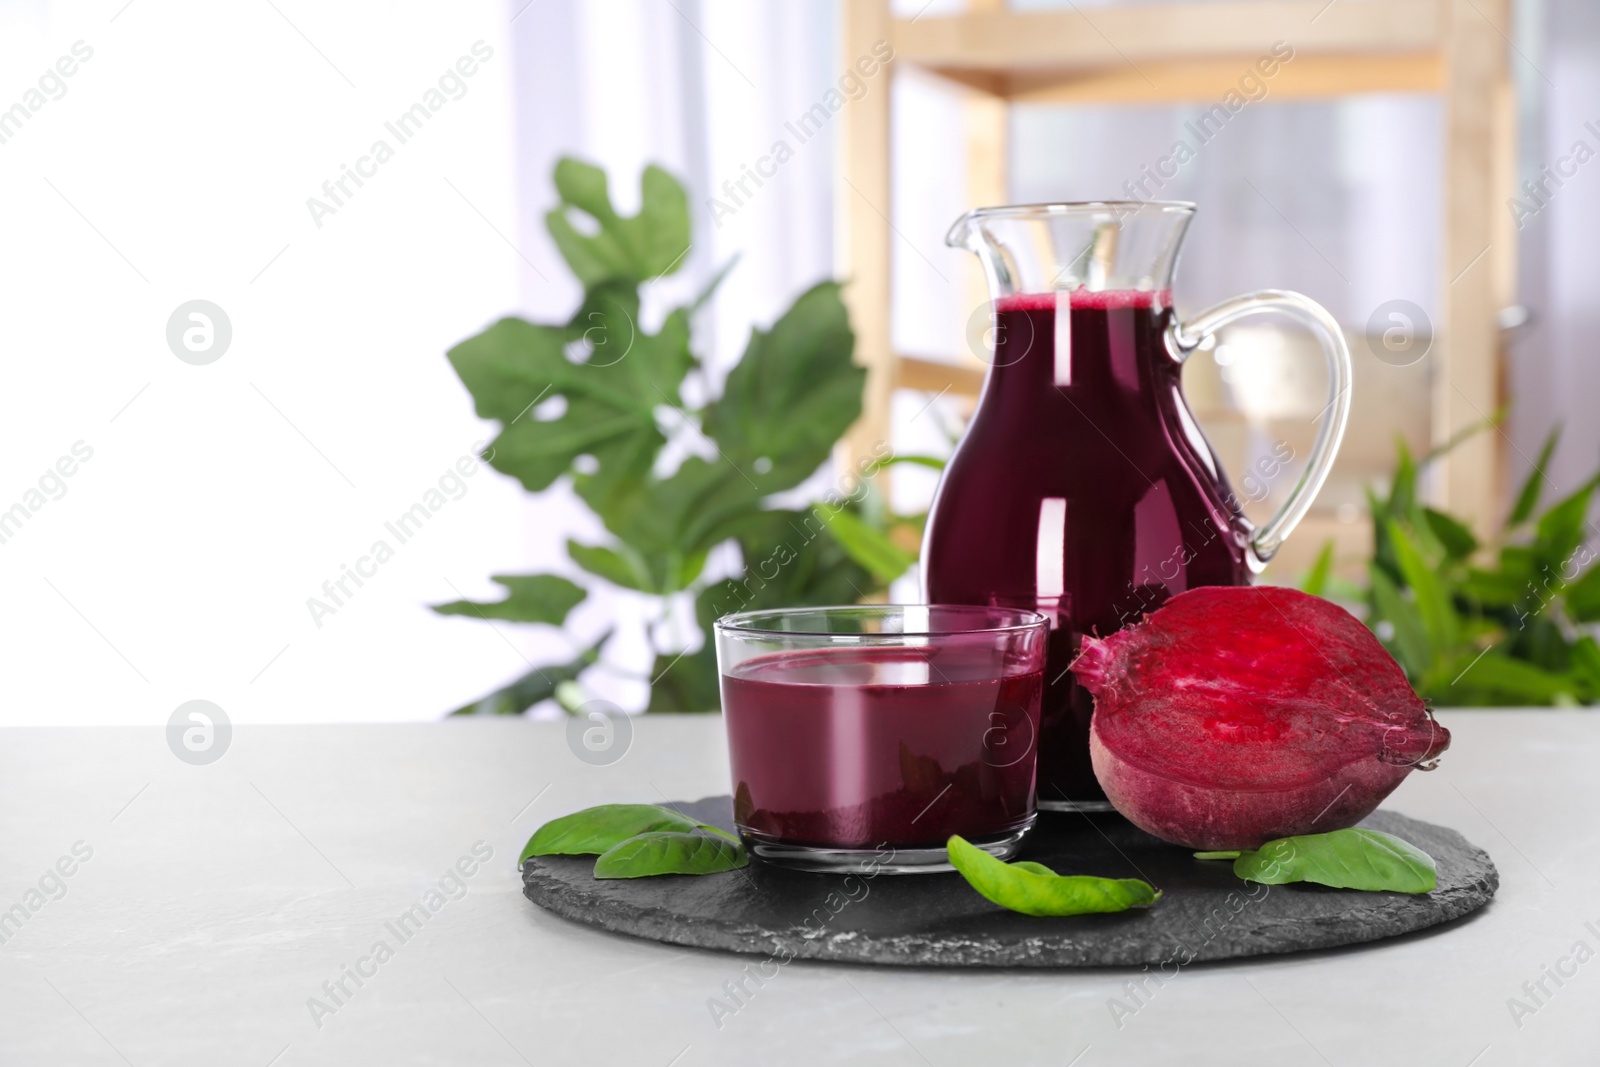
[436,159,904,720]
[446,289,694,500]
[1388,438,1419,519]
[1571,636,1600,699]
[566,540,652,591]
[1423,507,1478,560]
[1387,521,1458,651]
[644,646,722,714]
[645,506,878,713]
[567,284,865,571]
[702,281,864,492]
[708,507,877,618]
[565,538,708,595]
[432,574,585,624]
[1533,475,1598,572]
[1440,650,1578,706]
[822,507,917,583]
[1369,564,1430,678]
[1566,564,1600,621]
[1299,539,1336,597]
[1459,566,1531,609]
[1371,439,1460,578]
[1508,428,1560,526]
[1510,617,1572,673]
[581,455,761,564]
[545,159,690,286]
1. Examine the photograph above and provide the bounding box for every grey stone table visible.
[1,711,1593,1065]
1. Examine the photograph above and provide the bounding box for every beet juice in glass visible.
[714,606,1048,873]
[925,202,1352,810]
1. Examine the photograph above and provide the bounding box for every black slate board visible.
[521,797,1497,967]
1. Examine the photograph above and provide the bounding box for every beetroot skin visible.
[1071,585,1449,851]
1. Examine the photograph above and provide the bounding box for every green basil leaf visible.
[1010,860,1058,877]
[521,804,699,862]
[947,835,1160,916]
[1233,828,1436,893]
[1194,850,1242,860]
[593,831,748,878]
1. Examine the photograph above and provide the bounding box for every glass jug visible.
[923,201,1351,810]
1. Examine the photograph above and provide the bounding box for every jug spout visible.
[944,210,985,254]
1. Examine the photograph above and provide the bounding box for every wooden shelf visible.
[894,1,1443,77]
[894,1,1447,104]
[1004,53,1442,105]
[896,354,987,397]
[839,0,1514,534]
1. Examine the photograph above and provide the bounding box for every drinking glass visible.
[714,605,1049,873]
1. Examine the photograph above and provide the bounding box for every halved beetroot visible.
[1071,585,1449,851]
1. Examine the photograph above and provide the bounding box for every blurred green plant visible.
[437,158,931,715]
[1301,424,1600,706]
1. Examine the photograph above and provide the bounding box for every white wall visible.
[0,0,528,724]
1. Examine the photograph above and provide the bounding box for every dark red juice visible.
[722,644,1042,849]
[923,290,1251,805]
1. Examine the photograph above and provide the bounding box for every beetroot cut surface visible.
[1071,585,1449,851]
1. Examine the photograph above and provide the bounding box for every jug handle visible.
[1166,289,1353,563]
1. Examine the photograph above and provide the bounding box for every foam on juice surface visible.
[995,288,1170,313]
